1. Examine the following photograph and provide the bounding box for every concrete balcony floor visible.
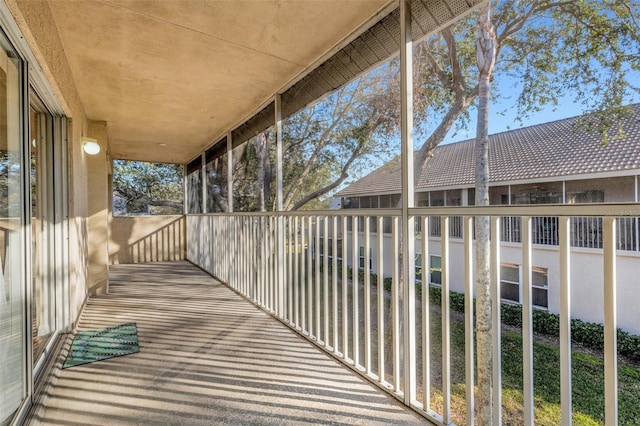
[28,261,426,425]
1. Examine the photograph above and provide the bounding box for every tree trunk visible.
[475,3,496,425]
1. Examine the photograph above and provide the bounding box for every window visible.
[342,197,359,209]
[429,255,441,285]
[379,194,400,208]
[416,192,429,207]
[532,267,549,309]
[499,263,549,309]
[500,263,520,303]
[415,253,423,282]
[358,246,373,269]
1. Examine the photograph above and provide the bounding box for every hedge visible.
[328,265,640,363]
[432,286,640,363]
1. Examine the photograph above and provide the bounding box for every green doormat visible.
[63,323,139,368]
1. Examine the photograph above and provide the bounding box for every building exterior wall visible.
[8,0,95,321]
[109,215,186,265]
[340,230,640,334]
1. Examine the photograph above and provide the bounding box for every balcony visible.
[29,262,424,425]
[1,0,639,425]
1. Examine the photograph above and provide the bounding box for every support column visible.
[86,121,110,295]
[399,0,416,406]
[201,152,207,213]
[182,166,187,215]
[276,94,285,317]
[227,132,233,213]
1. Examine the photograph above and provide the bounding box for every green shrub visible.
[438,288,640,364]
[501,304,523,328]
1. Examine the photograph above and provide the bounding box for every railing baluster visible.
[307,216,314,337]
[294,216,300,329]
[522,216,534,426]
[364,216,371,375]
[377,215,385,384]
[491,215,502,426]
[352,215,360,368]
[463,216,474,425]
[559,216,572,425]
[332,216,339,352]
[288,216,293,322]
[392,216,400,392]
[301,216,307,333]
[323,216,329,347]
[422,215,430,413]
[315,216,321,340]
[261,217,265,307]
[342,216,349,360]
[254,217,257,299]
[603,217,618,426]
[441,216,451,424]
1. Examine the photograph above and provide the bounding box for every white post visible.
[463,216,474,424]
[183,166,188,215]
[491,216,502,425]
[201,152,207,213]
[603,217,618,425]
[227,132,233,213]
[441,216,451,423]
[559,217,572,425]
[400,0,416,405]
[275,94,285,316]
[522,216,534,426]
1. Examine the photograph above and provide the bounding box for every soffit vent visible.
[205,0,483,162]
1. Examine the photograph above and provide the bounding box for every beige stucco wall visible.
[8,0,94,324]
[109,215,185,265]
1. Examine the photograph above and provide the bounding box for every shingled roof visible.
[337,104,640,197]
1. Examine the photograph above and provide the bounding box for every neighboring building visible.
[335,105,640,333]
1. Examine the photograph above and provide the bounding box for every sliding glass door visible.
[0,22,68,423]
[0,31,26,426]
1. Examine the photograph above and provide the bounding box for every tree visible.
[474,3,497,424]
[112,160,183,215]
[413,0,640,172]
[204,61,401,213]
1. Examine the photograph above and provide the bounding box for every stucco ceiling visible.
[46,0,393,164]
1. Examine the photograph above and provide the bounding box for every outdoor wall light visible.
[82,138,101,155]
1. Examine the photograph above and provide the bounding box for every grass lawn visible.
[420,300,640,425]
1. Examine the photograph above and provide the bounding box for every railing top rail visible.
[186,202,640,218]
[411,203,640,217]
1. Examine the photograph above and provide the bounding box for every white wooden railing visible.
[186,203,639,425]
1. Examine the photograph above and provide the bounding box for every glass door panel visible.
[0,35,26,426]
[30,103,55,365]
